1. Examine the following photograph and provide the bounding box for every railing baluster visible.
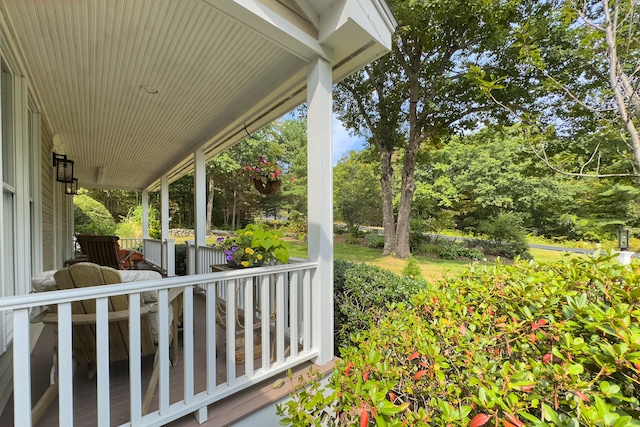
[58,302,74,426]
[158,289,170,414]
[244,277,254,377]
[290,272,299,359]
[13,308,31,427]
[96,297,110,427]
[303,269,311,354]
[129,293,142,426]
[226,279,236,385]
[183,286,194,404]
[260,275,271,370]
[206,281,216,393]
[276,273,285,364]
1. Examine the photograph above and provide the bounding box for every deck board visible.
[0,293,298,427]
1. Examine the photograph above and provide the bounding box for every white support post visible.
[161,176,169,241]
[307,56,334,364]
[618,251,634,265]
[142,189,149,239]
[161,176,169,274]
[194,150,206,274]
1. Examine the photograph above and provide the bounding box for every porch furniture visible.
[31,263,181,425]
[75,234,143,270]
[210,264,277,362]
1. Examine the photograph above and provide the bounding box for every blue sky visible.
[331,114,365,165]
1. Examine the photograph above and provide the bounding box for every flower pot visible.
[253,178,281,195]
[227,259,264,269]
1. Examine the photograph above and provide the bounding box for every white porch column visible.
[307,56,333,364]
[142,190,149,239]
[161,176,169,241]
[194,150,206,275]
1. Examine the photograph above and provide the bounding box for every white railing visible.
[3,261,317,427]
[143,239,175,276]
[119,238,143,252]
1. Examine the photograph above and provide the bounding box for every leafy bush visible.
[365,233,385,248]
[415,241,484,260]
[334,263,427,350]
[73,195,116,235]
[279,254,640,426]
[478,212,531,259]
[401,256,423,279]
[410,231,430,251]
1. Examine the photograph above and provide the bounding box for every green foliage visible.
[73,195,116,235]
[435,242,484,261]
[334,150,382,229]
[476,212,531,259]
[334,263,427,350]
[214,224,290,266]
[365,233,385,248]
[401,256,423,280]
[115,205,160,238]
[281,254,640,426]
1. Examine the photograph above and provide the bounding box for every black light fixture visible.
[618,227,630,251]
[64,178,78,195]
[52,152,74,183]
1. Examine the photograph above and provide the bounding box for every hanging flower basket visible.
[234,156,284,196]
[253,178,281,195]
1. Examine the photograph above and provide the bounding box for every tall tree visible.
[474,0,640,177]
[335,0,527,257]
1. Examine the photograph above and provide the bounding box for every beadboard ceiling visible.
[0,0,395,191]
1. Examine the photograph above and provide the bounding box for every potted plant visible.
[214,224,290,268]
[235,156,283,195]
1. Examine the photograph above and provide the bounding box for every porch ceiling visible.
[0,0,395,191]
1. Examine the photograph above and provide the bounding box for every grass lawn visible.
[172,234,588,280]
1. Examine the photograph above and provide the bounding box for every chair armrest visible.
[42,306,150,325]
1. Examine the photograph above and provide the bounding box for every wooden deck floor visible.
[0,294,292,427]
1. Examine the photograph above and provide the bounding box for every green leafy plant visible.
[213,224,290,267]
[281,253,640,426]
[401,256,423,279]
[73,195,116,235]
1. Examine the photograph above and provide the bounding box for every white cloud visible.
[332,114,364,165]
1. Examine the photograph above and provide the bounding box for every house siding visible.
[41,122,55,271]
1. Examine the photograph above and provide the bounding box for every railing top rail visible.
[0,261,318,311]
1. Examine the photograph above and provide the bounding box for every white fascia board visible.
[319,0,396,51]
[292,0,320,29]
[200,0,333,62]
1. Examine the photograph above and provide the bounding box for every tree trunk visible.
[394,139,421,258]
[602,0,640,171]
[206,175,214,234]
[379,149,396,255]
[232,189,237,231]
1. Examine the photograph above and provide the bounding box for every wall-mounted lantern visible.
[64,178,78,195]
[52,152,74,183]
[618,227,630,251]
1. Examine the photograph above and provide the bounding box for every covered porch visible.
[0,0,395,425]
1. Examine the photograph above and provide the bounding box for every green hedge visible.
[333,260,428,353]
[73,195,116,235]
[280,254,640,426]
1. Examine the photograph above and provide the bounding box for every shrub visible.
[425,241,484,260]
[279,254,640,426]
[401,256,423,280]
[365,233,385,248]
[73,195,116,235]
[334,263,427,350]
[410,231,430,251]
[478,212,531,259]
